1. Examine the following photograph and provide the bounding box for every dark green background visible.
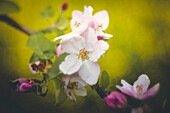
[0,0,170,113]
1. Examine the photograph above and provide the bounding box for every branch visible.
[0,15,34,36]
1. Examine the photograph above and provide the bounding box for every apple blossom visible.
[62,74,87,102]
[59,27,109,85]
[116,74,160,100]
[104,91,127,109]
[53,6,112,41]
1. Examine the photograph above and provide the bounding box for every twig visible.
[0,15,34,36]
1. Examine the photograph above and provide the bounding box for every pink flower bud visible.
[10,78,34,92]
[97,36,103,40]
[104,91,127,109]
[62,3,68,11]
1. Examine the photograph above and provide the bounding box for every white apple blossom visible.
[59,27,109,85]
[53,6,112,41]
[62,73,87,102]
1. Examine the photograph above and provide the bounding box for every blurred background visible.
[0,0,170,113]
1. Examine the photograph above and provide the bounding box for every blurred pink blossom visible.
[104,91,127,109]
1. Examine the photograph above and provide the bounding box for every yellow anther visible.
[98,24,103,30]
[74,21,81,28]
[136,85,143,96]
[78,48,89,61]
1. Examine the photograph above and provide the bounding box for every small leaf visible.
[0,1,20,15]
[53,78,67,106]
[40,5,55,19]
[99,71,110,88]
[47,53,68,80]
[30,53,41,63]
[55,17,68,30]
[27,32,56,60]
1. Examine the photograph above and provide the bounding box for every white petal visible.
[88,40,109,62]
[94,10,109,30]
[133,74,150,94]
[64,86,76,102]
[61,75,70,85]
[84,6,93,16]
[78,60,100,85]
[53,33,74,41]
[59,55,83,75]
[61,35,85,54]
[74,87,87,96]
[99,31,113,39]
[81,27,98,51]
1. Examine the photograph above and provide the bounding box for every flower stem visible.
[91,84,109,98]
[0,15,34,36]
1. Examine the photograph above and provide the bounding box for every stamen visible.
[98,24,103,30]
[136,85,143,96]
[74,21,81,28]
[78,48,89,61]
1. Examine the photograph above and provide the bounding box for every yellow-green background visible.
[0,0,170,113]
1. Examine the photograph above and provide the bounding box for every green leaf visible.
[53,78,67,106]
[99,71,110,88]
[30,53,41,63]
[40,5,55,19]
[0,1,20,15]
[55,17,68,30]
[27,32,56,60]
[47,53,68,80]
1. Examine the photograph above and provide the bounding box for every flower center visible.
[98,24,103,31]
[136,85,143,96]
[74,21,81,28]
[78,48,89,61]
[67,82,79,89]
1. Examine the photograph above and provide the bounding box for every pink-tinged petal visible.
[61,75,70,85]
[94,10,109,30]
[133,74,150,94]
[61,35,85,54]
[59,55,83,75]
[64,85,76,102]
[121,80,134,92]
[81,27,98,51]
[18,78,27,84]
[56,44,64,57]
[116,85,134,97]
[140,83,160,100]
[21,83,32,89]
[74,87,87,96]
[116,80,135,97]
[84,6,93,16]
[88,40,109,62]
[78,60,100,85]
